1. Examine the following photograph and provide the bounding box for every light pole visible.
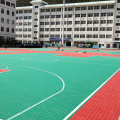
[62,0,65,51]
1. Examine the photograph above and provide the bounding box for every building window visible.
[11,3,15,8]
[24,10,28,13]
[68,14,72,18]
[19,34,22,37]
[75,21,80,24]
[87,21,92,24]
[88,6,93,10]
[6,19,9,24]
[100,35,105,38]
[51,22,55,25]
[28,16,32,19]
[75,7,80,11]
[19,16,22,20]
[100,27,106,31]
[87,34,92,38]
[81,7,86,10]
[34,25,38,27]
[1,18,4,23]
[6,28,9,32]
[28,35,31,38]
[1,0,5,4]
[28,28,31,31]
[56,15,61,18]
[80,28,85,31]
[55,34,60,38]
[35,6,38,8]
[106,35,112,38]
[93,34,98,38]
[107,20,113,24]
[81,14,86,17]
[108,5,114,9]
[23,28,27,31]
[45,28,49,31]
[117,0,120,3]
[93,27,98,31]
[57,8,61,11]
[101,20,106,24]
[12,11,15,16]
[51,15,55,18]
[35,12,38,15]
[74,34,79,38]
[45,15,49,18]
[51,28,55,31]
[80,34,85,38]
[45,22,49,25]
[12,20,14,25]
[7,10,10,15]
[41,9,45,12]
[40,28,44,31]
[24,16,27,19]
[116,15,120,18]
[67,34,71,38]
[75,14,80,18]
[40,22,44,25]
[19,23,22,26]
[94,6,100,10]
[87,27,92,31]
[19,11,23,14]
[101,13,106,17]
[46,9,50,12]
[12,28,14,33]
[1,8,4,14]
[67,28,72,31]
[45,34,49,38]
[93,20,99,24]
[1,27,4,31]
[88,13,93,17]
[51,8,55,12]
[116,23,120,26]
[94,13,99,17]
[28,22,31,25]
[34,31,37,33]
[107,12,113,16]
[68,7,73,11]
[101,5,107,9]
[56,28,60,31]
[6,1,10,6]
[74,28,79,31]
[107,27,112,31]
[19,28,22,31]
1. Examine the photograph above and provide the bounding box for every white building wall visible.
[16,0,120,48]
[0,0,16,39]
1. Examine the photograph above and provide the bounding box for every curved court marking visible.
[0,64,9,70]
[2,64,65,120]
[63,68,120,120]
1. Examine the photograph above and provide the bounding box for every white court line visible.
[4,64,65,120]
[63,68,120,120]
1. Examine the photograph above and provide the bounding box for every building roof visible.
[16,6,33,10]
[16,0,115,10]
[30,0,48,5]
[40,1,115,8]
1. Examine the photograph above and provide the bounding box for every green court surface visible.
[0,48,120,120]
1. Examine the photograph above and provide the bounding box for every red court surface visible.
[0,69,11,73]
[0,48,120,57]
[70,70,120,120]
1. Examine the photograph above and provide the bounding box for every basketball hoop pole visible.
[62,0,65,51]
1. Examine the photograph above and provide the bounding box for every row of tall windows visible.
[40,5,114,12]
[0,0,15,8]
[1,27,14,33]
